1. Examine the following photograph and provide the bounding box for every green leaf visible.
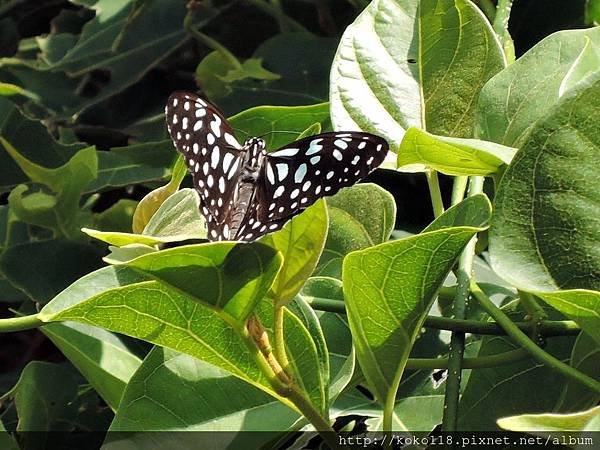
[489,73,600,292]
[3,1,220,118]
[535,290,600,347]
[132,150,186,234]
[83,188,206,246]
[41,322,142,410]
[120,242,282,323]
[39,269,287,404]
[476,27,600,146]
[262,200,328,307]
[397,128,517,175]
[498,405,600,433]
[228,102,331,150]
[0,239,102,303]
[219,58,281,83]
[3,142,98,238]
[215,33,338,114]
[280,305,328,414]
[330,0,505,153]
[5,362,79,432]
[343,224,485,407]
[0,97,84,191]
[195,51,240,100]
[424,194,492,232]
[297,122,322,139]
[106,347,299,442]
[317,183,396,278]
[0,82,39,100]
[556,333,600,412]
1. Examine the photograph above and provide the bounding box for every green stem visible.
[0,314,43,333]
[273,306,291,371]
[286,387,343,449]
[442,176,483,432]
[451,176,468,206]
[305,298,580,337]
[425,170,445,218]
[245,0,308,32]
[407,348,529,370]
[183,11,242,69]
[470,280,600,395]
[493,0,515,64]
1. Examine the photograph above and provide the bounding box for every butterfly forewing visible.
[165,91,244,239]
[252,132,388,223]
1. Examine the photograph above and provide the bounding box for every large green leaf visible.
[343,224,485,409]
[39,276,284,405]
[397,127,516,175]
[42,322,142,410]
[105,347,299,448]
[317,183,396,278]
[330,0,504,154]
[263,201,328,307]
[489,73,600,292]
[120,242,282,323]
[476,27,600,146]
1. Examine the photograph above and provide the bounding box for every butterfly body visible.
[165,91,389,242]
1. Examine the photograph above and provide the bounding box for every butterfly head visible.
[243,137,266,151]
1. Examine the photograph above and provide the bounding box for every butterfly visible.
[165,91,388,242]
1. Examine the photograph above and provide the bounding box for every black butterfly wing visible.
[165,91,244,240]
[251,132,388,225]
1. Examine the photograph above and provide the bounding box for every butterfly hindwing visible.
[165,91,244,238]
[252,132,388,223]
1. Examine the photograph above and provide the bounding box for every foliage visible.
[0,0,598,448]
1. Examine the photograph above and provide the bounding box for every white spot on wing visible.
[223,153,234,172]
[276,163,289,181]
[294,164,307,183]
[274,186,285,198]
[306,139,323,155]
[333,149,343,161]
[334,139,348,149]
[211,146,220,169]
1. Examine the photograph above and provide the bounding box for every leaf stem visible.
[492,0,515,64]
[245,0,308,32]
[0,314,43,333]
[470,280,600,395]
[407,348,528,369]
[244,315,342,448]
[305,298,580,336]
[183,10,242,69]
[518,290,548,341]
[442,177,483,432]
[273,306,291,371]
[451,175,469,206]
[425,169,445,218]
